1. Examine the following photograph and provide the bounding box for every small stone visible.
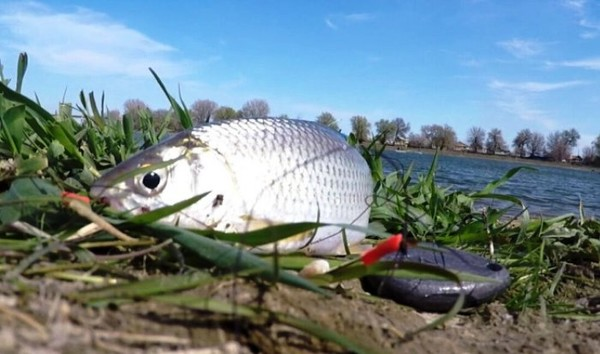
[299,259,330,278]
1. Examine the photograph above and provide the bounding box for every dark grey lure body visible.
[360,242,510,312]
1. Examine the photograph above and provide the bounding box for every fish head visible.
[90,131,228,227]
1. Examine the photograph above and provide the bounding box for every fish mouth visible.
[89,184,113,200]
[94,196,148,216]
[95,195,124,211]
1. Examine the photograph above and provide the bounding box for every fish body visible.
[90,118,373,255]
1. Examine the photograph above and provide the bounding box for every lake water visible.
[382,150,600,218]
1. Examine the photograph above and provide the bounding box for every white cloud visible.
[344,13,375,22]
[559,57,600,70]
[487,79,585,129]
[497,39,543,58]
[562,0,600,39]
[324,13,375,30]
[459,58,482,67]
[493,95,557,129]
[580,31,598,39]
[325,18,337,30]
[0,1,194,78]
[489,80,587,92]
[562,0,587,11]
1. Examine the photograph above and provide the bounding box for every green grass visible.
[1,53,599,352]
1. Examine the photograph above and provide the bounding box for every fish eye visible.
[136,169,167,195]
[142,172,161,190]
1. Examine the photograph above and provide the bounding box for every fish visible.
[90,118,373,255]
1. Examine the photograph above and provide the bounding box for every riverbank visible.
[3,273,599,353]
[386,146,600,173]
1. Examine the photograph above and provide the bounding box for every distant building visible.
[394,136,408,149]
[454,141,469,152]
[570,155,583,164]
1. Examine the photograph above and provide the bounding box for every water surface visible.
[382,150,600,218]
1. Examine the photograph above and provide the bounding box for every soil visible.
[1,275,599,354]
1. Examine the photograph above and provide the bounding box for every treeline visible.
[116,98,278,131]
[317,112,600,166]
[114,97,600,166]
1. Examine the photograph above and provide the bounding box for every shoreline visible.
[385,146,600,173]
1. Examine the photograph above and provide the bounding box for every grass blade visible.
[0,104,26,155]
[138,222,326,295]
[126,192,209,224]
[479,166,535,195]
[73,272,215,304]
[16,52,28,93]
[149,68,192,129]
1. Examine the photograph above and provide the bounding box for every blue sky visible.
[0,0,599,150]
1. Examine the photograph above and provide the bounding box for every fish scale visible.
[90,118,373,255]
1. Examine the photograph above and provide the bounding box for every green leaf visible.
[48,122,91,167]
[0,80,56,125]
[83,129,100,159]
[126,192,209,224]
[149,68,193,129]
[16,52,28,94]
[122,114,134,152]
[470,192,525,207]
[0,177,61,225]
[15,156,48,176]
[49,139,65,158]
[74,271,215,304]
[479,166,535,195]
[0,104,26,155]
[214,222,322,247]
[89,91,103,125]
[139,222,326,295]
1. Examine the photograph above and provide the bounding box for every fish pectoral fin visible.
[218,214,319,253]
[238,214,279,231]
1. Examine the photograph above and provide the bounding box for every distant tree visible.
[421,124,456,150]
[485,128,507,154]
[123,99,150,129]
[582,146,595,164]
[420,125,433,148]
[546,128,580,161]
[213,106,238,120]
[393,117,410,142]
[276,114,290,119]
[407,133,426,148]
[512,128,532,157]
[123,99,149,120]
[190,99,218,125]
[152,108,179,130]
[316,112,340,131]
[375,119,396,144]
[351,115,371,143]
[467,126,486,153]
[562,128,580,148]
[240,99,270,118]
[440,125,458,150]
[152,109,170,121]
[107,109,120,120]
[595,134,600,158]
[527,132,545,157]
[546,131,569,161]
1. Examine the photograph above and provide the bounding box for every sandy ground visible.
[1,276,599,354]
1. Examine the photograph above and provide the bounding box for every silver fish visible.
[90,118,373,255]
